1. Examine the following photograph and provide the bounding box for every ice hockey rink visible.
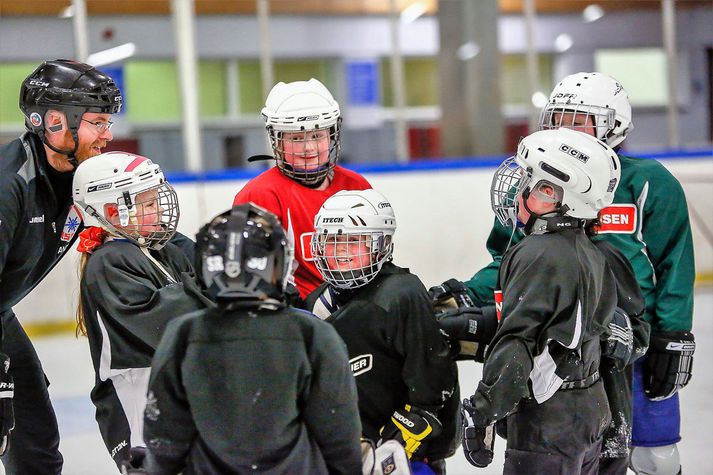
[31,289,711,474]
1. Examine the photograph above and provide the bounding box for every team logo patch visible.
[494,290,503,321]
[381,454,396,475]
[596,204,637,234]
[30,112,42,127]
[349,354,373,376]
[61,205,82,242]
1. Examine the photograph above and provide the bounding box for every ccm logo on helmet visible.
[29,79,50,87]
[297,115,319,122]
[559,143,589,163]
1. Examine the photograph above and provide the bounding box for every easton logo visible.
[349,354,373,376]
[322,217,343,224]
[297,115,319,122]
[596,204,637,234]
[559,143,589,163]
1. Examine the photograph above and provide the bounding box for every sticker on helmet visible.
[30,112,42,127]
[297,115,319,122]
[559,143,589,163]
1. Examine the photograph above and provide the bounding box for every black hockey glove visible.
[602,307,634,371]
[436,305,498,344]
[0,352,14,456]
[428,278,475,311]
[120,447,148,475]
[460,397,495,468]
[643,330,695,401]
[379,405,442,459]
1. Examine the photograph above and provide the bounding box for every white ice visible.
[34,289,712,474]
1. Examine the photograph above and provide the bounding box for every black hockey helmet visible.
[195,203,294,306]
[19,59,122,163]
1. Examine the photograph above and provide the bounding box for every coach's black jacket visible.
[0,132,79,314]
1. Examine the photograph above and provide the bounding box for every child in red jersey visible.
[234,78,371,297]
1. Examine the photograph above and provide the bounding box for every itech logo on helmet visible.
[559,143,589,163]
[322,217,344,224]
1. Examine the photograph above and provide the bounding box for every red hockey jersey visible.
[234,166,371,297]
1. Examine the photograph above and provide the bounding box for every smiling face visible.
[280,129,331,172]
[74,112,114,163]
[323,234,373,272]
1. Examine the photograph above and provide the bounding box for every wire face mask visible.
[538,103,616,142]
[102,182,180,249]
[268,125,341,187]
[490,156,531,228]
[311,232,392,290]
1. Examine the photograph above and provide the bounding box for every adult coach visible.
[0,59,121,474]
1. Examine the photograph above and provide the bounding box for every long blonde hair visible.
[75,252,91,337]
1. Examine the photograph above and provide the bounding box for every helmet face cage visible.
[97,182,179,250]
[491,156,531,228]
[268,121,341,187]
[311,231,393,290]
[539,103,616,143]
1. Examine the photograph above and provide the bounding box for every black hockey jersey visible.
[80,239,210,467]
[304,262,458,458]
[143,305,362,475]
[472,228,617,426]
[0,133,80,314]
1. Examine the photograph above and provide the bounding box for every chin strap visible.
[520,188,584,235]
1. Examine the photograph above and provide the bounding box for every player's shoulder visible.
[333,165,370,188]
[85,239,145,272]
[619,153,678,181]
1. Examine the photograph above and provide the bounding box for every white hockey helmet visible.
[491,128,621,226]
[311,189,396,289]
[73,151,180,250]
[539,72,633,148]
[262,78,341,187]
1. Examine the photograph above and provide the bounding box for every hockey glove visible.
[379,405,442,459]
[436,305,498,344]
[602,307,634,371]
[460,397,495,468]
[120,447,148,475]
[428,278,475,311]
[643,330,695,401]
[0,353,14,456]
[361,438,412,475]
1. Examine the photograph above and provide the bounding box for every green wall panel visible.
[382,57,439,107]
[238,60,332,115]
[0,63,38,124]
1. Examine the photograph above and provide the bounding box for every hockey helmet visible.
[311,189,396,289]
[539,72,632,148]
[262,78,341,187]
[73,152,179,250]
[20,60,122,160]
[195,204,294,304]
[491,128,621,227]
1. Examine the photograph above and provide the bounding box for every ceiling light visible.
[554,34,574,52]
[456,42,481,61]
[59,5,74,18]
[582,4,604,23]
[531,91,548,108]
[87,43,136,68]
[401,2,427,24]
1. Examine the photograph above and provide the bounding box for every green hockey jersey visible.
[465,153,695,332]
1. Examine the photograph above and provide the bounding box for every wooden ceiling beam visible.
[0,0,708,17]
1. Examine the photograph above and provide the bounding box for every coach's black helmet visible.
[20,59,122,159]
[195,203,294,306]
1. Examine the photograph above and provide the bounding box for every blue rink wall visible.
[15,150,713,332]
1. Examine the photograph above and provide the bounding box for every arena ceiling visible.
[0,0,709,17]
